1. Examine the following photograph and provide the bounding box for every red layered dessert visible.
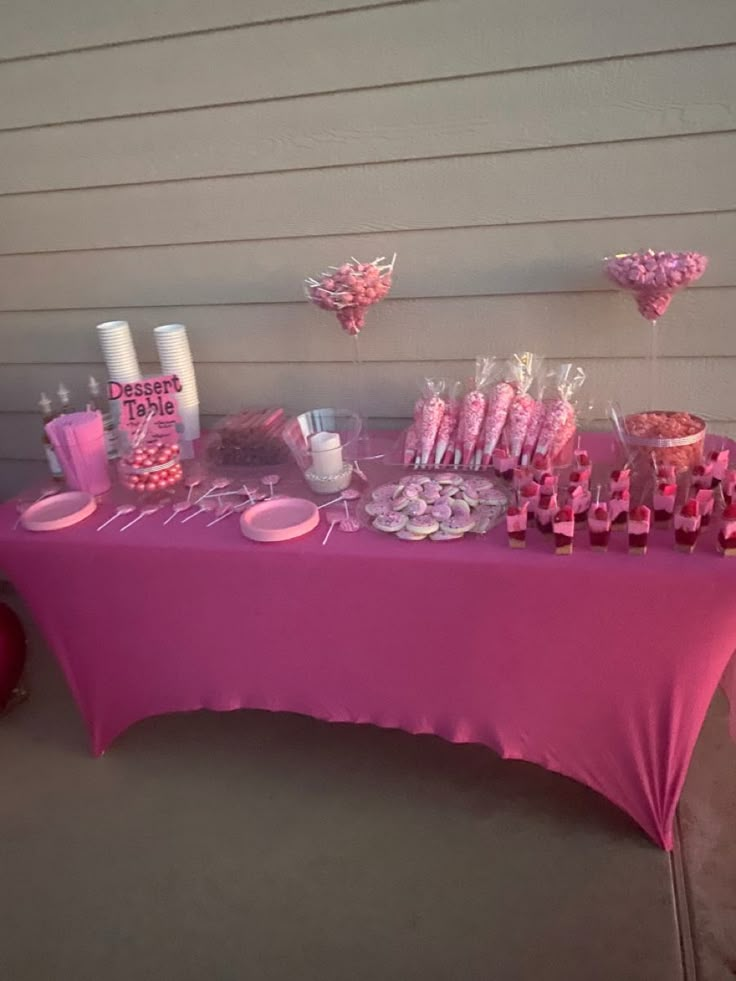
[553,506,575,555]
[520,479,541,516]
[535,491,557,534]
[723,470,736,506]
[656,464,677,485]
[492,447,514,482]
[690,463,714,491]
[512,466,533,491]
[506,503,529,549]
[609,490,630,530]
[652,482,677,527]
[709,449,730,486]
[571,449,592,489]
[609,468,631,496]
[693,488,715,527]
[532,453,551,483]
[628,505,651,555]
[717,503,736,557]
[588,504,611,552]
[674,500,701,554]
[570,485,592,524]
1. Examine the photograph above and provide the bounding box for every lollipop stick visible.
[322,521,337,546]
[317,496,344,510]
[595,484,601,507]
[119,512,143,532]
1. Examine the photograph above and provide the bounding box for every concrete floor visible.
[1,617,687,981]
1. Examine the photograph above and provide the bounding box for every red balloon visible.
[0,603,26,711]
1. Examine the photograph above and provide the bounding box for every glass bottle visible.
[57,383,74,414]
[39,393,63,479]
[87,376,118,459]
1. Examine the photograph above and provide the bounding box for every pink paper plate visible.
[240,497,319,542]
[21,491,97,532]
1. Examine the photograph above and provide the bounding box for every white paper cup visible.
[177,401,200,441]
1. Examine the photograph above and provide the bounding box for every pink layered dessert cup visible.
[628,505,651,555]
[512,466,534,490]
[506,503,529,549]
[493,447,513,481]
[609,491,630,530]
[574,448,591,470]
[568,467,592,492]
[532,454,551,483]
[553,507,575,556]
[570,485,591,524]
[588,505,611,552]
[717,503,736,557]
[609,468,631,496]
[724,470,736,506]
[690,463,714,491]
[674,501,701,554]
[693,488,715,527]
[535,492,557,534]
[653,482,677,527]
[520,479,541,516]
[709,449,730,486]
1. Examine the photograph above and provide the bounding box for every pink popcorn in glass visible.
[605,251,708,323]
[624,411,705,473]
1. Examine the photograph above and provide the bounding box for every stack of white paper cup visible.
[154,323,200,442]
[96,320,141,384]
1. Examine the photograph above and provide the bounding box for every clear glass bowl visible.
[282,408,363,494]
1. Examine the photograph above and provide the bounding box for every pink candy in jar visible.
[119,441,183,493]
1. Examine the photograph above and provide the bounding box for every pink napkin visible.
[46,411,111,495]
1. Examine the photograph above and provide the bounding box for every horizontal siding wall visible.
[1,0,735,496]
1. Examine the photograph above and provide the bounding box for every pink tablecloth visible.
[1,432,735,849]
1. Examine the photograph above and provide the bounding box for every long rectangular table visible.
[2,432,735,849]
